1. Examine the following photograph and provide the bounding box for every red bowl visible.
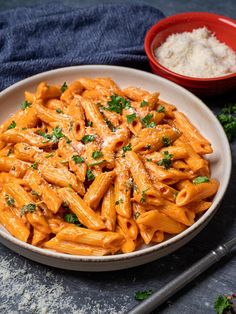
[144,12,236,96]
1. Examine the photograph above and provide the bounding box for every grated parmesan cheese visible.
[0,252,130,314]
[154,27,236,78]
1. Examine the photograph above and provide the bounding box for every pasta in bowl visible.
[0,74,220,257]
[0,66,231,271]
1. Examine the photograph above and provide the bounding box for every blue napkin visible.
[0,3,164,91]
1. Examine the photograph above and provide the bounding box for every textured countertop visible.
[0,1,235,313]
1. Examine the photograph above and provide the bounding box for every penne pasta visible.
[0,78,219,256]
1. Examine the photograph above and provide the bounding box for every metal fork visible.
[128,237,236,314]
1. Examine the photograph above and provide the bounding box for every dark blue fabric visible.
[0,3,164,91]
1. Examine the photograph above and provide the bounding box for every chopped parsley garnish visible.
[66,137,72,144]
[86,169,95,181]
[31,162,38,170]
[115,198,124,205]
[31,190,39,197]
[20,203,36,216]
[122,143,132,156]
[217,104,236,142]
[126,113,137,124]
[107,95,131,114]
[157,151,173,169]
[135,290,153,301]
[81,134,95,144]
[88,160,105,167]
[7,149,13,156]
[146,158,153,162]
[37,127,65,143]
[45,153,54,158]
[64,213,84,227]
[92,151,103,159]
[7,121,16,130]
[72,155,84,164]
[86,121,93,127]
[52,127,64,140]
[141,114,156,128]
[21,100,32,110]
[5,194,15,207]
[140,189,148,203]
[56,108,63,114]
[214,295,233,314]
[105,119,116,132]
[162,136,171,147]
[157,105,165,113]
[145,144,151,150]
[134,212,140,220]
[61,82,68,93]
[192,176,210,184]
[140,100,148,107]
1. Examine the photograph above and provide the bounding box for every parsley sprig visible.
[21,100,32,110]
[135,290,153,301]
[20,203,36,216]
[5,194,15,207]
[106,95,131,114]
[192,176,209,184]
[157,151,173,169]
[141,114,156,128]
[64,213,84,227]
[214,295,234,314]
[217,104,236,142]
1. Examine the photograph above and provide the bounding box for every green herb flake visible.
[72,155,84,164]
[141,114,156,128]
[45,153,54,158]
[31,190,39,197]
[217,104,236,142]
[86,121,93,127]
[157,105,165,113]
[86,169,95,181]
[52,127,64,141]
[107,95,131,114]
[140,189,148,203]
[82,134,95,144]
[20,203,36,216]
[157,151,173,169]
[146,158,153,162]
[105,119,116,132]
[140,100,148,107]
[31,162,38,170]
[146,144,151,150]
[61,82,68,93]
[192,176,210,184]
[7,149,13,156]
[122,143,132,156]
[134,212,141,220]
[214,295,233,314]
[7,121,16,130]
[5,194,15,207]
[115,198,124,205]
[92,151,103,160]
[56,108,63,114]
[135,290,153,301]
[66,137,72,144]
[126,113,137,124]
[21,100,32,110]
[88,160,105,167]
[162,136,171,147]
[64,213,84,227]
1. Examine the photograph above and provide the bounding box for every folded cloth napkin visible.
[0,3,164,91]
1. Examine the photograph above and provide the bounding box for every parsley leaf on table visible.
[135,290,153,301]
[214,295,233,314]
[217,104,236,142]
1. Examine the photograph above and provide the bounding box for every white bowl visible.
[0,65,231,272]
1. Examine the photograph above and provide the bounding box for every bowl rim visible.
[144,11,236,82]
[0,64,232,263]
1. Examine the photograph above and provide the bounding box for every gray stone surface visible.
[0,1,235,314]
